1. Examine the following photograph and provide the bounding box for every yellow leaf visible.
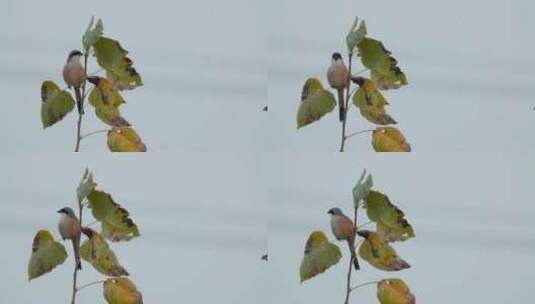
[80,228,129,276]
[377,278,415,304]
[107,127,147,152]
[103,278,143,304]
[357,230,410,271]
[353,77,396,125]
[372,127,411,152]
[87,76,130,127]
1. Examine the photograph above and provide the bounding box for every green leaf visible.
[363,190,414,242]
[77,168,96,204]
[107,127,147,152]
[297,78,336,128]
[87,76,130,127]
[87,190,140,241]
[93,37,143,91]
[377,278,415,304]
[371,69,408,91]
[346,17,367,53]
[300,231,342,283]
[82,16,104,53]
[80,228,129,276]
[352,77,396,125]
[357,230,410,271]
[28,230,67,281]
[352,169,373,207]
[357,37,407,90]
[372,127,411,152]
[40,80,75,128]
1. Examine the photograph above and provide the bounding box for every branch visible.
[345,129,374,140]
[70,199,85,304]
[74,53,89,152]
[339,53,353,152]
[77,280,106,292]
[350,280,380,292]
[80,129,108,140]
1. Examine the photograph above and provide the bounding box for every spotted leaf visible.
[297,78,336,128]
[94,37,142,91]
[352,77,396,125]
[103,278,143,304]
[357,230,410,271]
[80,228,129,276]
[107,127,147,152]
[357,37,407,90]
[40,80,75,128]
[28,230,67,281]
[377,278,415,304]
[372,127,411,152]
[300,231,342,282]
[87,76,130,127]
[363,190,414,242]
[87,190,140,242]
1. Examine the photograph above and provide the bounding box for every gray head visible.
[327,207,344,216]
[67,50,83,61]
[57,207,76,217]
[332,52,343,61]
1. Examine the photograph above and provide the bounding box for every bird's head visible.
[67,50,83,61]
[57,206,75,217]
[327,207,344,216]
[331,52,343,62]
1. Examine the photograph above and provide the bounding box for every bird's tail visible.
[74,87,84,115]
[72,238,82,270]
[347,239,360,270]
[337,89,345,122]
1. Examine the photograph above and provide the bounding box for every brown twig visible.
[339,54,353,152]
[74,53,89,152]
[70,200,85,304]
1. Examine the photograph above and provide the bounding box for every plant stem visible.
[344,254,353,304]
[343,200,361,304]
[80,129,108,140]
[74,53,89,152]
[77,280,106,292]
[350,280,380,292]
[339,53,353,152]
[345,129,374,140]
[75,112,83,152]
[70,200,85,304]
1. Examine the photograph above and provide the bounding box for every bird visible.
[62,50,86,114]
[327,52,350,122]
[57,207,82,270]
[328,207,359,270]
[261,254,268,261]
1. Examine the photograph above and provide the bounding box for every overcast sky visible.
[1,0,534,303]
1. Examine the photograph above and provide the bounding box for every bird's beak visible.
[57,209,62,213]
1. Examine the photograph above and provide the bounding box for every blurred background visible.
[0,153,268,303]
[264,153,535,303]
[268,0,535,151]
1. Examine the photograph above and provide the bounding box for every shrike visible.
[327,53,350,122]
[328,207,359,270]
[57,207,82,270]
[62,50,86,113]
